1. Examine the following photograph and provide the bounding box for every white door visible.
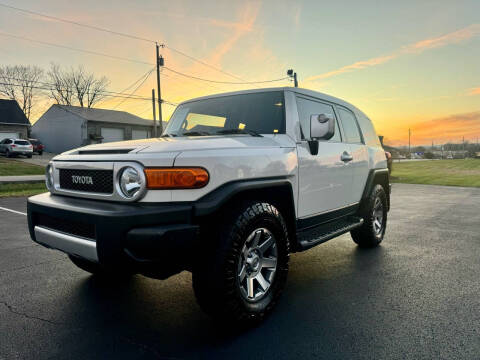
[132,129,150,140]
[336,106,369,203]
[296,96,354,219]
[101,128,124,143]
[0,132,19,141]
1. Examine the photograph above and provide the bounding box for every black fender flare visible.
[361,168,390,211]
[193,176,295,217]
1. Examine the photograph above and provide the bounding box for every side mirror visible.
[310,113,335,140]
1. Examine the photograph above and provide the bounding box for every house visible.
[32,105,165,154]
[0,99,31,140]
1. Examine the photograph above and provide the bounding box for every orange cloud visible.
[404,24,480,52]
[467,87,480,95]
[306,24,480,82]
[306,54,396,81]
[384,111,480,145]
[207,2,260,66]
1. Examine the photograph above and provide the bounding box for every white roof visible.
[52,105,154,127]
[178,86,361,113]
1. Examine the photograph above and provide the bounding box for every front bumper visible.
[28,193,198,278]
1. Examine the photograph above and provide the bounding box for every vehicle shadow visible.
[57,242,390,359]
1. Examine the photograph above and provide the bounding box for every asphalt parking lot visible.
[1,183,479,359]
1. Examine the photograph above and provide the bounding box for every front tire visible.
[192,202,290,325]
[351,184,387,247]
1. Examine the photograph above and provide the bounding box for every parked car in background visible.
[28,139,44,155]
[0,138,33,158]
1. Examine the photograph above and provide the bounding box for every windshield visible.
[164,91,285,137]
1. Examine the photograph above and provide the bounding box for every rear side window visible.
[296,96,341,142]
[4,139,12,144]
[338,107,362,143]
[14,140,30,145]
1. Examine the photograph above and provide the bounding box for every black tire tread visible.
[351,184,387,248]
[192,201,290,325]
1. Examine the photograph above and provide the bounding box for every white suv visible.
[27,88,390,325]
[0,138,33,158]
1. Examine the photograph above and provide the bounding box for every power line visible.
[0,3,156,44]
[0,81,150,100]
[163,67,289,84]
[0,75,150,99]
[1,32,287,87]
[111,68,154,109]
[117,67,156,94]
[0,32,154,66]
[0,2,254,82]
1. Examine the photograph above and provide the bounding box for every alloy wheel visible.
[372,196,384,235]
[237,228,278,301]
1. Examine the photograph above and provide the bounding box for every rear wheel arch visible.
[361,169,390,211]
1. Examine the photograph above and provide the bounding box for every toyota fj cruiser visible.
[27,88,390,325]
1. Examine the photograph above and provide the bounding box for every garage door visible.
[132,129,150,140]
[0,132,19,141]
[101,128,124,143]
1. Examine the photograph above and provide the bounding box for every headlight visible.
[45,164,54,190]
[119,166,144,198]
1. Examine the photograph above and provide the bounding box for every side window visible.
[338,107,362,143]
[296,97,341,142]
[5,139,12,145]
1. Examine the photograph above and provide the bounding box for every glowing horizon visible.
[1,0,479,146]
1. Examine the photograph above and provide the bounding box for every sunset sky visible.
[1,0,479,146]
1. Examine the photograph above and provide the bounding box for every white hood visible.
[71,135,289,154]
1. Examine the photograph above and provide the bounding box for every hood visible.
[68,135,288,154]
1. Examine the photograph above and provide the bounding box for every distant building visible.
[32,105,165,153]
[0,99,31,140]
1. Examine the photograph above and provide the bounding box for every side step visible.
[296,216,364,251]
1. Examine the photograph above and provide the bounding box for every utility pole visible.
[151,89,156,137]
[156,42,165,136]
[408,128,411,158]
[287,69,298,87]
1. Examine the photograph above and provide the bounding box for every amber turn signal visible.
[144,168,209,189]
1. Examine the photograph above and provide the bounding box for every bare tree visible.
[0,65,44,120]
[47,63,109,108]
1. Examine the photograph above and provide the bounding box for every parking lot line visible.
[0,206,27,216]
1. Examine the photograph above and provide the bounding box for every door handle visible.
[341,151,353,162]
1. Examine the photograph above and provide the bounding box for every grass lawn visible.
[0,183,47,197]
[0,157,45,176]
[390,159,480,187]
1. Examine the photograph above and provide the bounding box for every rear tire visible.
[6,150,11,158]
[192,201,290,326]
[38,151,43,156]
[351,184,387,248]
[27,154,32,158]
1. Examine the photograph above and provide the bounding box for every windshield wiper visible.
[181,131,212,136]
[216,129,263,137]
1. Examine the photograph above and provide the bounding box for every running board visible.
[296,216,364,251]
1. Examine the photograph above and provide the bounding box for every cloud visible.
[387,111,480,145]
[467,87,480,95]
[306,24,480,82]
[207,2,260,66]
[307,54,396,81]
[404,24,480,53]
